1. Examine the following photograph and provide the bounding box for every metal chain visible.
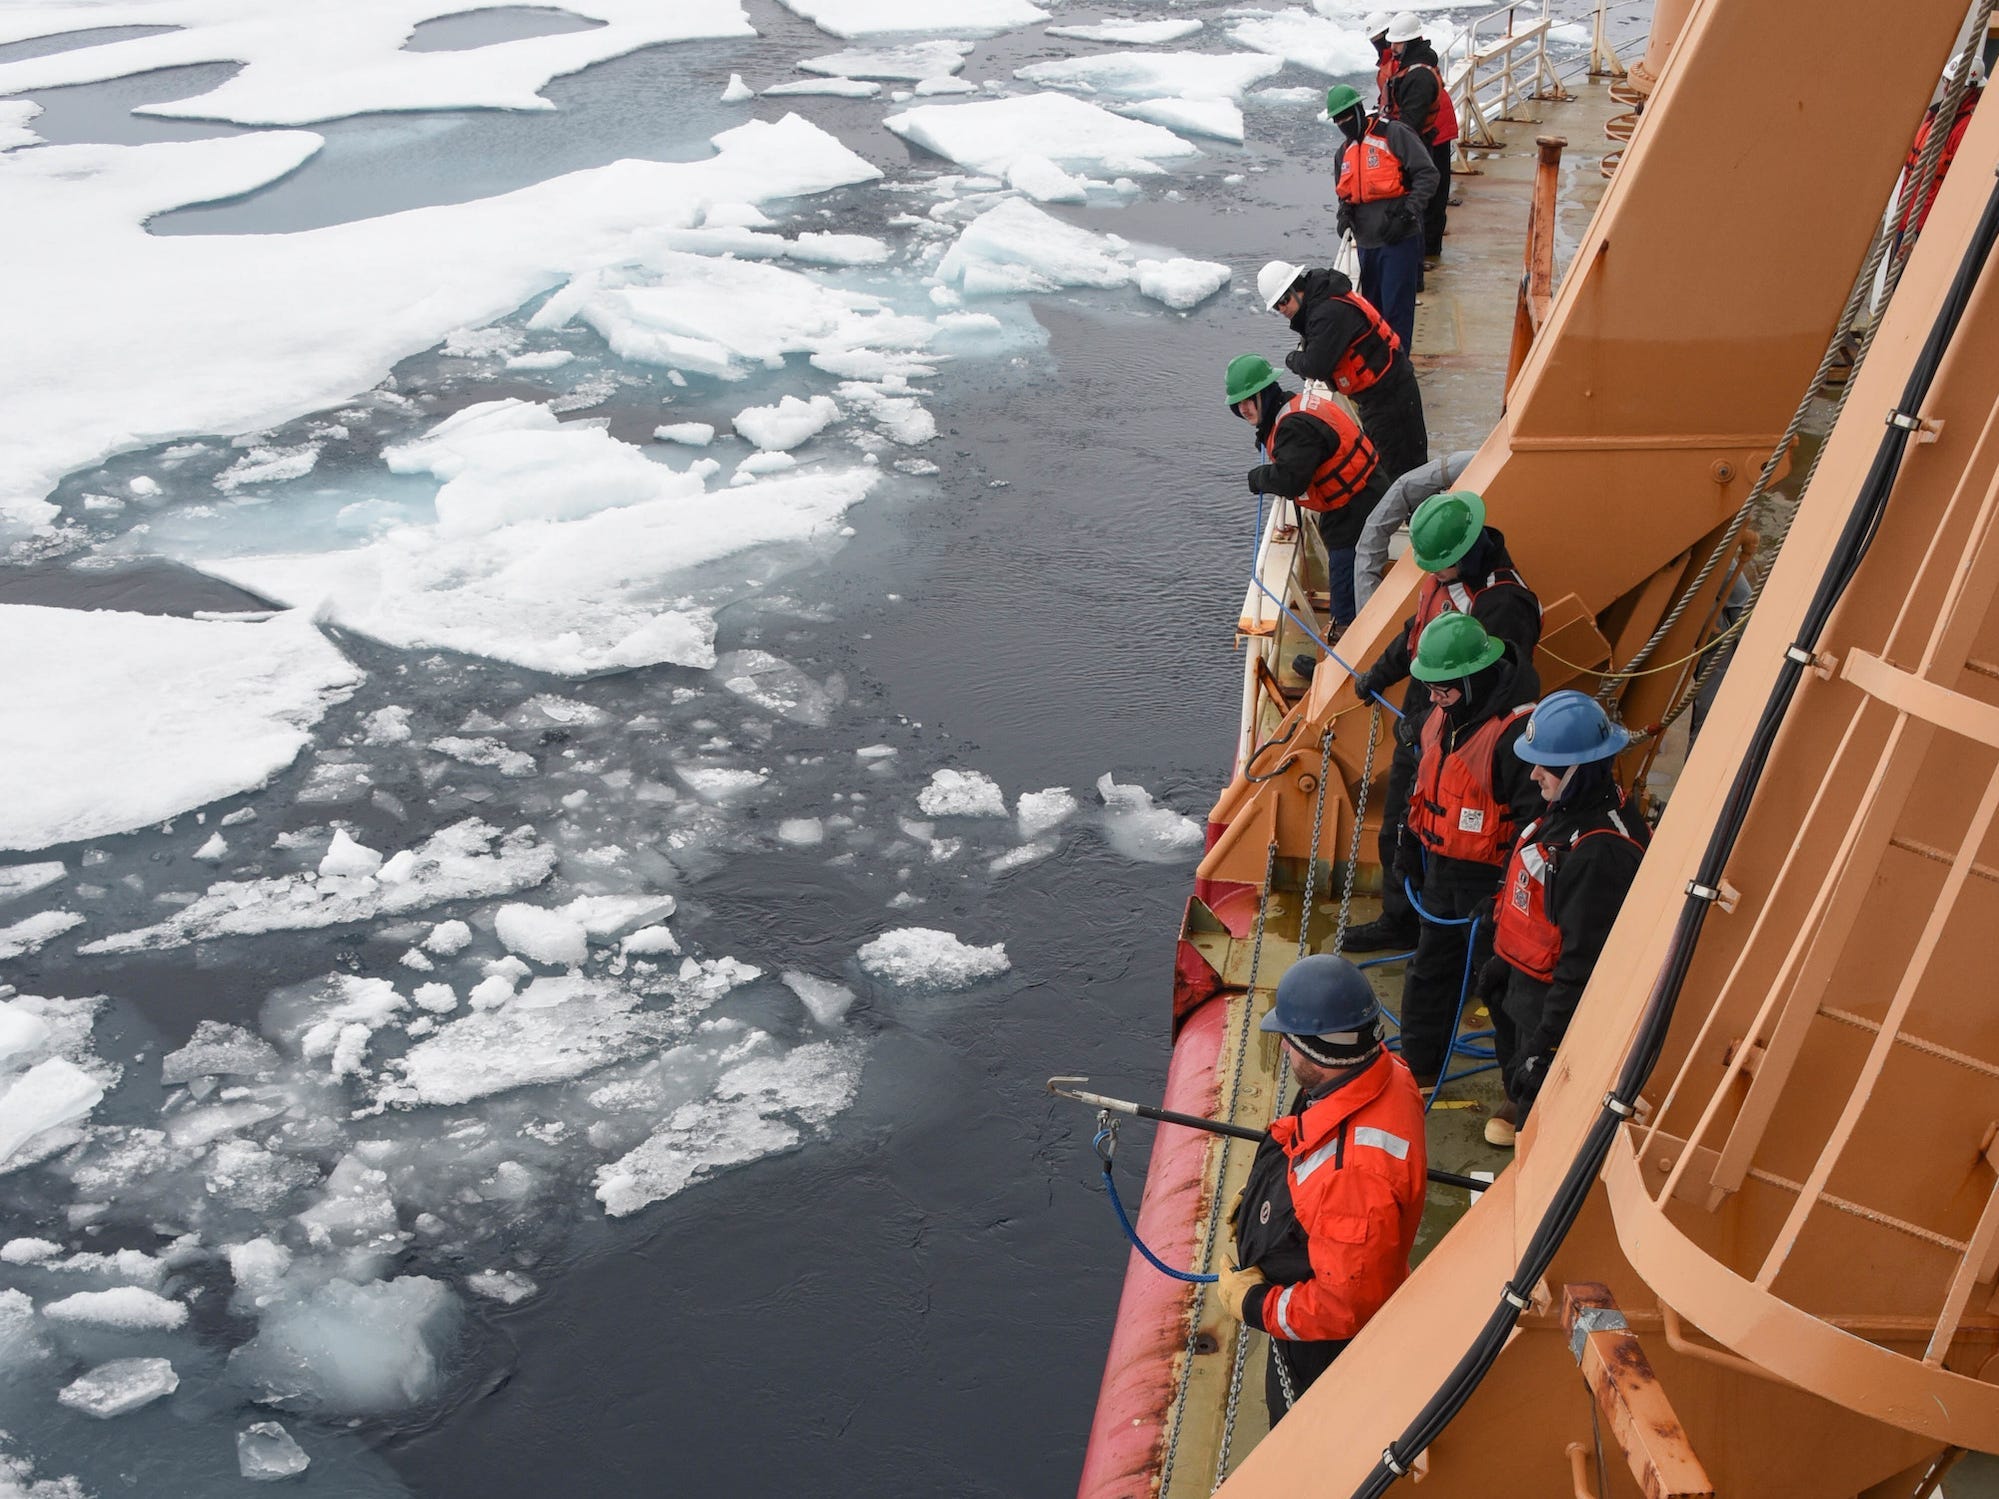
[1333,709,1381,956]
[1157,837,1279,1499]
[1296,726,1335,959]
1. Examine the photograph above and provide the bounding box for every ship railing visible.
[1445,0,1574,153]
[1234,490,1327,777]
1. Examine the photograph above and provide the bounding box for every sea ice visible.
[1121,98,1245,144]
[0,607,359,852]
[0,0,755,125]
[428,736,537,777]
[229,1276,459,1414]
[654,422,716,446]
[777,819,826,846]
[775,0,1046,39]
[0,1059,104,1173]
[856,927,1009,987]
[0,1004,52,1072]
[1014,51,1281,102]
[675,766,770,800]
[424,919,473,955]
[1046,19,1203,43]
[935,198,1134,297]
[81,819,557,954]
[238,1421,311,1481]
[715,649,841,725]
[1,1238,59,1264]
[782,971,856,1026]
[735,394,840,451]
[318,830,384,879]
[0,910,83,960]
[0,862,64,905]
[721,72,754,102]
[215,443,320,491]
[1006,155,1087,204]
[1096,772,1204,862]
[765,77,880,97]
[161,1020,281,1083]
[800,41,972,79]
[42,1286,188,1330]
[57,1358,179,1419]
[989,840,1057,874]
[917,769,1007,817]
[0,99,41,150]
[493,904,589,967]
[1135,257,1232,309]
[621,926,679,956]
[886,93,1201,177]
[194,832,229,862]
[467,1269,537,1304]
[1015,787,1078,838]
[1227,9,1375,75]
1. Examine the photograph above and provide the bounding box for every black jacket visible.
[1283,266,1402,386]
[1333,115,1436,247]
[1390,41,1443,140]
[1417,655,1544,888]
[1510,781,1649,1060]
[1357,526,1541,706]
[1245,387,1386,549]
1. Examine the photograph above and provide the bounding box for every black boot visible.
[1291,653,1318,680]
[1340,916,1419,953]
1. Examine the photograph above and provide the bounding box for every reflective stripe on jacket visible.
[1494,798,1647,980]
[1269,388,1379,512]
[1243,1051,1427,1344]
[1409,704,1534,865]
[1335,122,1408,205]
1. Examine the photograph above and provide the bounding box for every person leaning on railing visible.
[1326,83,1436,359]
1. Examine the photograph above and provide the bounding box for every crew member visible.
[1342,490,1540,953]
[1364,10,1396,112]
[1391,612,1543,1090]
[1479,692,1649,1145]
[1897,59,1983,245]
[1227,353,1388,630]
[1258,259,1430,487]
[1351,449,1476,610]
[1382,12,1458,261]
[1327,83,1436,358]
[1218,954,1427,1422]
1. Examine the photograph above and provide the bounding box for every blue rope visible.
[1367,875,1499,1107]
[1250,485,1403,721]
[1095,1129,1218,1284]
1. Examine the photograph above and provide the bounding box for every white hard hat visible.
[1363,10,1393,36]
[1258,260,1305,310]
[1386,10,1424,43]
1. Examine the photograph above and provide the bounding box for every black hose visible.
[1348,167,1999,1498]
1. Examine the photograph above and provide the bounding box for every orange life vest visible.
[1409,704,1533,865]
[1899,89,1980,237]
[1336,121,1407,205]
[1374,52,1398,114]
[1323,288,1402,396]
[1267,388,1380,513]
[1493,800,1646,981]
[1400,567,1530,656]
[1389,61,1459,146]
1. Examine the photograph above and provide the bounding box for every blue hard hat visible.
[1261,954,1381,1039]
[1514,690,1632,766]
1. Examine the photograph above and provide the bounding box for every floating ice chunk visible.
[229,1276,459,1415]
[0,910,82,960]
[0,862,64,905]
[428,736,537,777]
[888,93,1200,177]
[504,349,575,371]
[857,927,1009,987]
[0,99,41,150]
[193,832,230,863]
[782,972,856,1026]
[836,382,936,445]
[215,443,319,492]
[162,1020,280,1083]
[1047,19,1204,43]
[494,904,589,967]
[936,197,1134,296]
[654,422,716,446]
[43,1286,187,1330]
[715,649,840,726]
[917,768,1007,817]
[1015,51,1281,101]
[857,744,898,760]
[734,394,840,451]
[468,1269,538,1304]
[765,77,881,97]
[1096,772,1204,862]
[0,1003,52,1072]
[1,1237,59,1264]
[1122,97,1245,144]
[915,75,976,96]
[82,819,556,954]
[775,0,1046,39]
[228,1239,294,1308]
[777,818,825,846]
[424,919,472,955]
[1135,256,1232,309]
[239,1421,311,1482]
[559,893,674,940]
[731,452,798,484]
[381,976,672,1106]
[412,982,458,1014]
[295,1154,400,1253]
[721,72,754,102]
[1005,154,1088,203]
[620,926,679,957]
[0,1058,103,1172]
[317,830,383,879]
[0,607,359,852]
[801,41,972,79]
[362,706,413,745]
[58,1358,179,1418]
[675,765,769,801]
[1227,10,1375,75]
[1016,787,1078,838]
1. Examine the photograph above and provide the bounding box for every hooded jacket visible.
[1388,39,1444,140]
[1356,526,1542,707]
[1409,654,1544,886]
[1245,385,1388,548]
[1333,114,1437,248]
[1283,266,1403,391]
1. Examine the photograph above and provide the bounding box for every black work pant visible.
[1352,357,1430,489]
[1266,1336,1348,1425]
[1495,969,1556,1124]
[1424,142,1452,256]
[1373,722,1421,931]
[1397,870,1498,1083]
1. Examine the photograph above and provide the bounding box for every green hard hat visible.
[1325,84,1367,120]
[1409,611,1506,682]
[1225,353,1279,408]
[1408,490,1487,571]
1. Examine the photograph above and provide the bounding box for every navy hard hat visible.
[1514,690,1632,766]
[1261,954,1381,1040]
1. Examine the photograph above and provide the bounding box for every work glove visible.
[1510,1053,1549,1107]
[1475,954,1511,1003]
[1394,828,1425,884]
[1353,666,1384,705]
[1225,1185,1245,1232]
[1215,1262,1268,1325]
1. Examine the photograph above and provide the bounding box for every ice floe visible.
[886,93,1201,177]
[229,1275,458,1413]
[42,1286,188,1330]
[1014,51,1282,103]
[0,607,358,852]
[1045,19,1203,44]
[1136,256,1235,309]
[775,0,1046,40]
[1015,787,1078,839]
[1226,9,1376,76]
[800,41,971,79]
[0,911,83,961]
[917,768,1007,817]
[0,98,41,150]
[1121,98,1245,145]
[935,197,1228,306]
[735,394,841,451]
[856,927,1009,987]
[0,862,64,905]
[0,1059,104,1173]
[238,1421,310,1480]
[1096,772,1205,862]
[57,1357,179,1419]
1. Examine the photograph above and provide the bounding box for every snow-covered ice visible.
[917,769,1007,817]
[1136,257,1233,309]
[886,93,1201,177]
[856,927,1009,987]
[774,0,1046,40]
[1122,98,1245,145]
[655,422,716,446]
[720,72,754,102]
[238,1421,311,1481]
[1014,51,1282,102]
[229,1275,458,1413]
[1015,787,1078,839]
[1227,9,1376,75]
[1046,19,1203,44]
[0,862,64,905]
[936,198,1220,302]
[1006,155,1088,204]
[764,77,881,98]
[57,1358,179,1419]
[494,903,589,966]
[42,1286,188,1330]
[0,911,83,961]
[800,41,971,79]
[0,1059,105,1173]
[0,98,41,150]
[0,607,358,851]
[735,394,840,451]
[782,972,856,1026]
[1096,772,1204,862]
